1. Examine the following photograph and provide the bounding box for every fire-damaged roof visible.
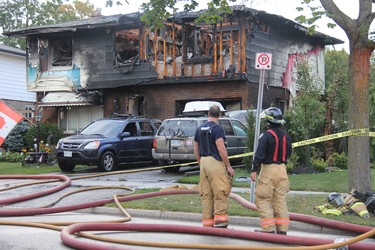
[3,6,343,45]
[3,12,142,38]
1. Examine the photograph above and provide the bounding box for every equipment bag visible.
[365,195,375,214]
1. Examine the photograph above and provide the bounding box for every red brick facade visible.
[104,80,290,120]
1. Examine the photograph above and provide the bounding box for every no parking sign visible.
[255,53,272,70]
[251,52,272,203]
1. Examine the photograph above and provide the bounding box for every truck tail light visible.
[153,138,157,150]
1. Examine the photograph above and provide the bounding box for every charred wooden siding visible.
[245,18,326,97]
[73,29,112,89]
[85,26,158,90]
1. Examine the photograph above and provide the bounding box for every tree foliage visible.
[24,122,64,149]
[320,49,349,163]
[285,59,325,142]
[0,0,97,49]
[296,0,374,193]
[284,58,325,171]
[324,49,349,133]
[243,108,256,172]
[106,0,236,28]
[3,120,31,152]
[369,53,375,162]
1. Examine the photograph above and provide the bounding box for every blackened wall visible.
[103,80,289,120]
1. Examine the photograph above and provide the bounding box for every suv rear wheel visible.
[99,151,116,172]
[164,166,180,172]
[159,161,180,172]
[58,162,76,172]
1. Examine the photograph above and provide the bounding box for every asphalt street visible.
[1,166,375,249]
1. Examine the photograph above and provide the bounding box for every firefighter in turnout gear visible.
[194,105,234,228]
[250,107,292,235]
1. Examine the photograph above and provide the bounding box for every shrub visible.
[310,158,327,172]
[243,108,256,172]
[287,153,300,173]
[0,151,25,162]
[329,152,348,169]
[24,122,63,149]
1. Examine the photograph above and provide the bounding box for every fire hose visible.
[0,173,374,249]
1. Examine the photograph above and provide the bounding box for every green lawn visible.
[0,162,87,174]
[179,168,375,193]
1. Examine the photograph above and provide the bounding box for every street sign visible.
[250,52,272,203]
[255,53,272,70]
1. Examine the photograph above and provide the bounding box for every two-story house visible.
[0,44,36,120]
[4,6,342,134]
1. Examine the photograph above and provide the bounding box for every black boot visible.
[254,229,275,234]
[276,231,287,235]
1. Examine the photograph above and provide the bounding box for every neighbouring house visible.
[0,44,36,120]
[3,6,343,135]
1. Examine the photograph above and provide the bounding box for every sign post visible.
[250,53,272,203]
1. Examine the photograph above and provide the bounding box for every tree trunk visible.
[323,96,334,165]
[348,45,372,193]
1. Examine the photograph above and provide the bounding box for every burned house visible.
[4,6,342,134]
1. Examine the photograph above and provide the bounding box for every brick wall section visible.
[104,80,290,120]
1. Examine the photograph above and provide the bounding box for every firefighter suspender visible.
[267,129,287,162]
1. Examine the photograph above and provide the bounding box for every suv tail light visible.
[153,138,157,149]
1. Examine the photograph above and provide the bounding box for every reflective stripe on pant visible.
[199,156,232,226]
[255,163,289,232]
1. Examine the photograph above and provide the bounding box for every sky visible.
[89,0,367,53]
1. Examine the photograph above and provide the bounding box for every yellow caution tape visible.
[292,128,373,148]
[167,128,375,165]
[228,128,375,160]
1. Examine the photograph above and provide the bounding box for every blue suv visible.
[55,115,161,172]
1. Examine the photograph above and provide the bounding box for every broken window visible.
[184,25,213,63]
[50,35,72,67]
[38,38,49,72]
[114,28,140,67]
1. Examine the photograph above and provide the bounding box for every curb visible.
[79,207,355,236]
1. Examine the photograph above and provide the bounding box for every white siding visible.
[0,52,35,102]
[62,106,103,134]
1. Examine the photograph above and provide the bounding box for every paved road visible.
[1,165,374,249]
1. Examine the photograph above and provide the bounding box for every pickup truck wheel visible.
[99,151,116,172]
[58,162,75,172]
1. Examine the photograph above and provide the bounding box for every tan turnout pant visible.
[255,163,290,232]
[199,156,232,226]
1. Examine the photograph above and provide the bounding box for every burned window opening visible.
[114,29,140,70]
[37,38,49,72]
[51,36,72,67]
[184,24,213,64]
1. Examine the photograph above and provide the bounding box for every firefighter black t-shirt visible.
[194,121,225,161]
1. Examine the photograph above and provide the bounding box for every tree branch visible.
[319,0,354,32]
[358,0,374,25]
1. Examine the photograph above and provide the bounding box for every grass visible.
[1,162,374,226]
[113,168,375,227]
[0,162,87,174]
[111,189,375,227]
[179,168,375,193]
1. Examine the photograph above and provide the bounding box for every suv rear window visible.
[157,120,199,137]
